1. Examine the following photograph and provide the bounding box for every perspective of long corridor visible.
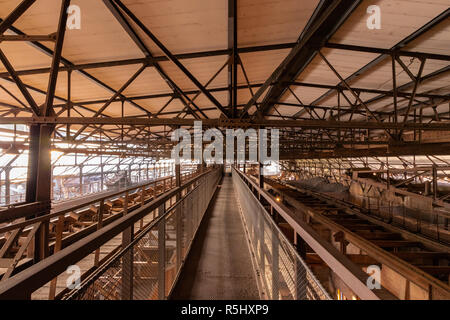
[172,175,260,300]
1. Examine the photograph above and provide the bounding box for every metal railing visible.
[0,168,220,299]
[293,170,450,243]
[232,168,330,300]
[60,168,221,300]
[278,179,450,300]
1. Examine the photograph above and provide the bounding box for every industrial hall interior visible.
[0,0,448,302]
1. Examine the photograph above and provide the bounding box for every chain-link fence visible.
[232,170,331,300]
[62,169,221,300]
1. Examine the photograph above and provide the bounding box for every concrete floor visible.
[171,175,260,300]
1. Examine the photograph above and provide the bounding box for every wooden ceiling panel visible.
[349,56,450,92]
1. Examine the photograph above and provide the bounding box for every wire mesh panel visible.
[232,170,330,300]
[165,210,178,297]
[63,169,221,300]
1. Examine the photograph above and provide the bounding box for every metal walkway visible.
[171,175,260,300]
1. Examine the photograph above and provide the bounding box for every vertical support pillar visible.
[228,0,238,118]
[128,164,132,184]
[387,168,390,190]
[175,164,181,188]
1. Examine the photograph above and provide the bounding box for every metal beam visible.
[53,83,265,108]
[0,0,36,34]
[2,117,449,130]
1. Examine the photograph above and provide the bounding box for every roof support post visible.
[0,49,41,115]
[399,58,426,137]
[309,9,450,109]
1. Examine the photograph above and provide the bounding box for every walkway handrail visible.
[0,168,220,299]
